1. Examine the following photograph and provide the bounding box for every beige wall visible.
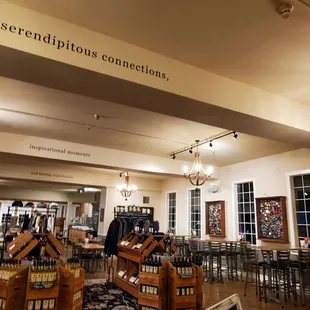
[161,148,310,247]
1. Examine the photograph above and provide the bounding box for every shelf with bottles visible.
[138,256,167,310]
[58,258,85,310]
[167,260,197,310]
[25,259,60,310]
[7,231,39,259]
[115,257,140,298]
[114,206,154,221]
[118,233,158,258]
[116,258,139,287]
[0,259,29,310]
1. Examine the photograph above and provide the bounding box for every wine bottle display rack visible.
[58,262,85,310]
[116,233,203,310]
[7,232,64,260]
[25,260,60,310]
[0,262,28,310]
[167,261,197,310]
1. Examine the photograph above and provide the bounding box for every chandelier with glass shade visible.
[183,140,214,187]
[116,172,137,200]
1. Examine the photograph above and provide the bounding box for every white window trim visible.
[286,169,310,247]
[187,187,203,238]
[166,191,177,234]
[232,178,257,244]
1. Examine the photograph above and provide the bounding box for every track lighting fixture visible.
[170,130,238,160]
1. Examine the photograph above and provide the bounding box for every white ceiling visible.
[0,77,297,166]
[6,0,310,105]
[0,178,83,192]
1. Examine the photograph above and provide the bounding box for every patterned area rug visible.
[83,280,138,310]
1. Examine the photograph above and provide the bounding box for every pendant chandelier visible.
[183,140,213,187]
[116,172,137,200]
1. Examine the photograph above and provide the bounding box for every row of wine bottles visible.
[172,257,193,276]
[141,285,158,295]
[27,298,56,310]
[117,269,139,285]
[30,259,58,289]
[141,257,162,274]
[65,258,81,278]
[120,234,156,251]
[176,287,195,296]
[0,259,22,281]
[73,290,82,304]
[115,206,152,214]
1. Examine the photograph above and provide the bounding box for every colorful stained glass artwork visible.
[258,198,284,240]
[207,202,222,235]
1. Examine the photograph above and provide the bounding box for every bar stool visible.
[225,242,238,281]
[260,249,275,303]
[208,241,224,284]
[277,250,291,305]
[173,236,186,256]
[290,249,310,306]
[243,247,263,298]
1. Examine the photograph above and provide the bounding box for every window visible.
[293,174,310,239]
[168,192,176,234]
[236,181,256,244]
[189,189,201,237]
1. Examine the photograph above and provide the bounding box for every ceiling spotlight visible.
[172,154,176,160]
[94,114,100,120]
[209,141,213,148]
[189,148,193,154]
[233,131,238,139]
[87,125,91,130]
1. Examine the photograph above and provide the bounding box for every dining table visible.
[81,243,105,273]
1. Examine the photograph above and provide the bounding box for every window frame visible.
[167,191,177,234]
[234,180,257,245]
[188,188,202,238]
[292,173,310,240]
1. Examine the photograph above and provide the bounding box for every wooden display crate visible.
[115,256,140,298]
[156,234,176,254]
[24,268,60,310]
[115,234,161,299]
[138,262,167,310]
[0,266,28,310]
[58,266,85,310]
[47,234,65,257]
[7,231,36,258]
[193,264,203,310]
[167,261,197,310]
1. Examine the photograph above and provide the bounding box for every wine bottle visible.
[49,298,55,309]
[35,300,41,310]
[149,258,154,274]
[190,287,194,295]
[153,257,158,274]
[43,299,49,309]
[145,258,150,273]
[27,300,33,310]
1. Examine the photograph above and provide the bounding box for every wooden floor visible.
[84,269,308,309]
[65,247,309,309]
